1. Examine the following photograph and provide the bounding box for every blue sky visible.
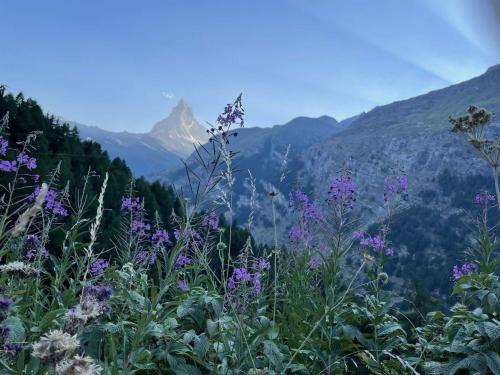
[1,0,500,132]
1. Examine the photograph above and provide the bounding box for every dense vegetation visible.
[0,92,498,374]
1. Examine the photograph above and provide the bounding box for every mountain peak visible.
[149,100,208,157]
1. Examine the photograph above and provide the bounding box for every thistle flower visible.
[0,261,39,277]
[31,330,79,364]
[55,355,102,375]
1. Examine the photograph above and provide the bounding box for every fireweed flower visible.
[136,250,157,266]
[0,136,7,156]
[44,189,68,216]
[29,187,68,216]
[17,152,37,170]
[452,261,478,280]
[202,212,219,230]
[0,160,17,172]
[253,257,271,271]
[151,228,171,246]
[23,234,48,260]
[474,192,496,205]
[90,259,109,276]
[355,231,396,256]
[121,197,141,212]
[328,176,356,208]
[178,277,189,291]
[384,175,408,202]
[175,253,192,268]
[130,219,150,237]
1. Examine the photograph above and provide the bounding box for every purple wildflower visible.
[0,137,7,156]
[130,219,150,237]
[32,174,40,182]
[328,176,356,208]
[234,267,252,283]
[253,257,271,271]
[289,226,303,242]
[136,250,156,265]
[83,285,113,302]
[27,185,41,201]
[385,248,395,256]
[17,153,37,170]
[252,272,262,293]
[175,253,192,268]
[151,229,171,246]
[121,197,141,212]
[384,175,408,202]
[452,261,478,280]
[308,256,322,270]
[202,212,219,230]
[44,189,68,216]
[217,103,244,128]
[23,235,48,260]
[2,342,22,355]
[352,230,364,239]
[178,277,189,291]
[289,190,323,221]
[0,160,17,172]
[0,297,13,312]
[474,192,496,205]
[372,236,384,251]
[91,259,109,276]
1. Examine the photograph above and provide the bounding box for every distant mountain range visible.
[71,63,500,297]
[74,100,208,177]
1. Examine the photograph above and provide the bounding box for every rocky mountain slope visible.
[166,64,500,298]
[76,100,208,177]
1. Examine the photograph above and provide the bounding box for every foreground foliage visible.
[0,93,498,374]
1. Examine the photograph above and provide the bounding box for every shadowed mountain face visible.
[75,100,208,177]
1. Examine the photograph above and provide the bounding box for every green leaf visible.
[194,334,209,358]
[263,340,284,370]
[3,316,25,342]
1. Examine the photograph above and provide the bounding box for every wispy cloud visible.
[161,91,176,100]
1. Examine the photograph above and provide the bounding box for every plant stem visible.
[492,166,500,209]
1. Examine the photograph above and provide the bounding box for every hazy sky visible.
[1,0,500,132]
